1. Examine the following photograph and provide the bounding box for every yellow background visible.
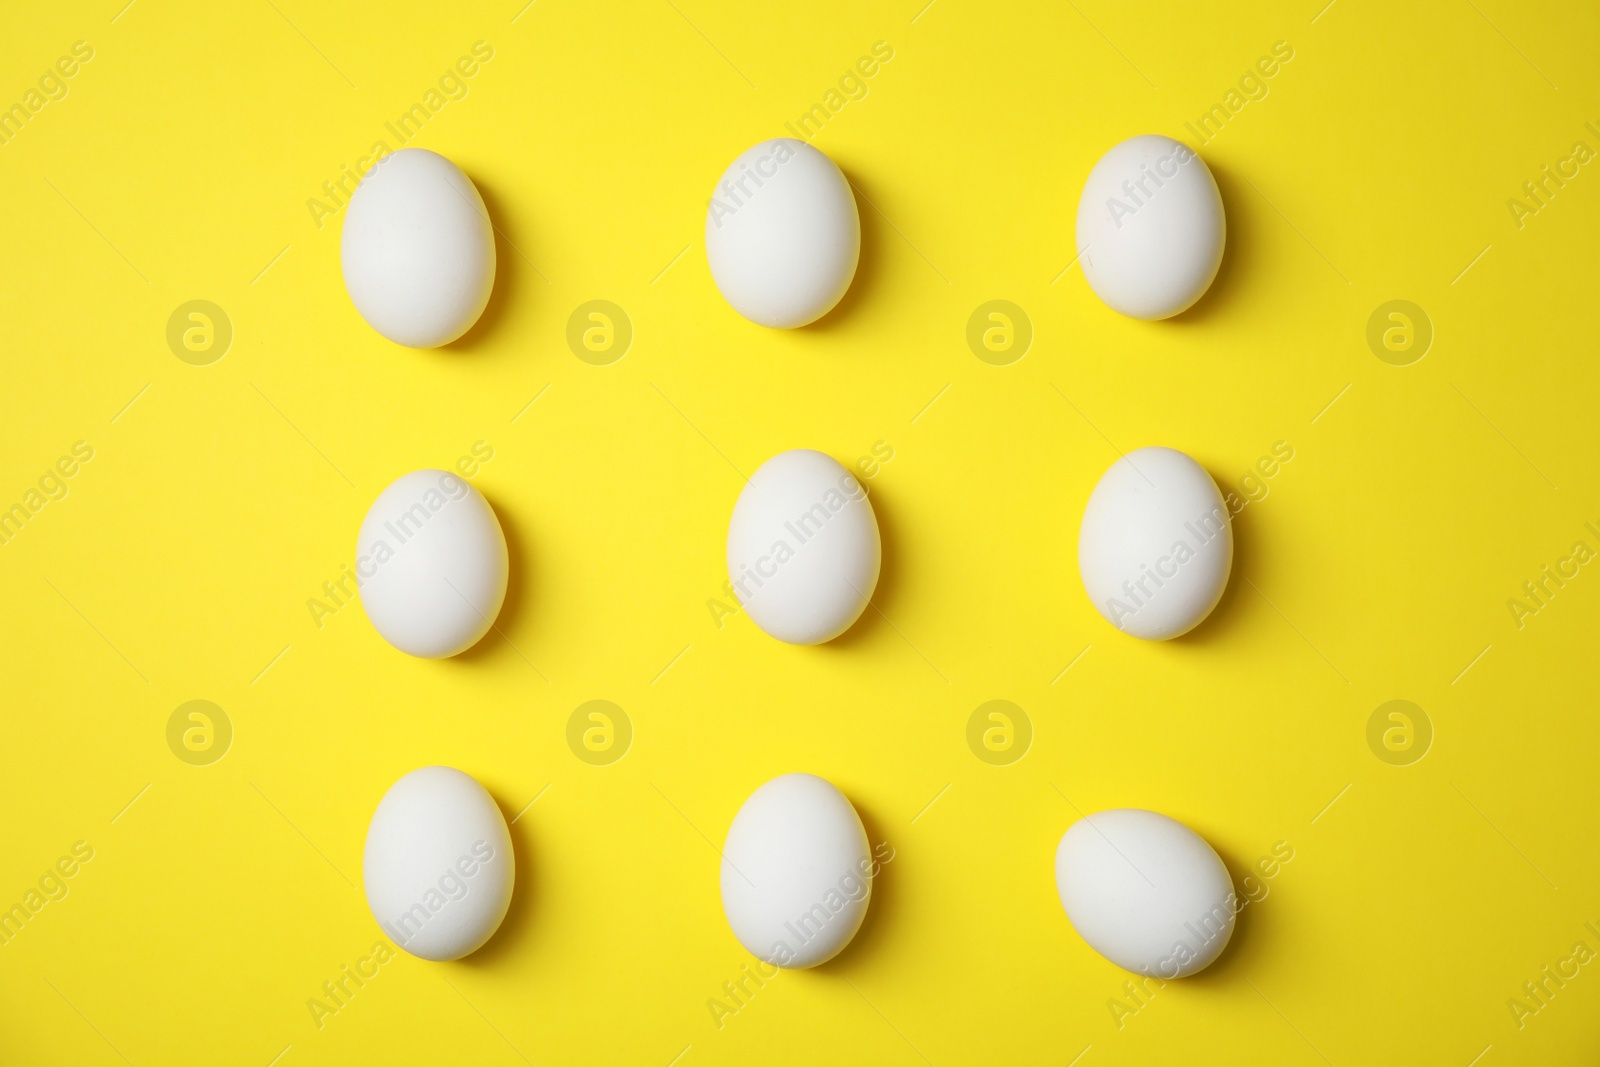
[2,0,1597,1063]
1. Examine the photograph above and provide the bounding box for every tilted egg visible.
[356,469,509,658]
[726,449,880,644]
[341,148,496,347]
[1055,809,1236,978]
[705,138,860,328]
[1078,446,1232,640]
[1076,135,1225,319]
[720,773,874,968]
[363,766,515,961]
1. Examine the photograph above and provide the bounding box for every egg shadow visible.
[1165,467,1253,650]
[804,167,885,334]
[1163,160,1250,327]
[806,798,895,976]
[457,787,542,969]
[1179,840,1266,985]
[449,499,540,672]
[443,175,529,354]
[821,479,903,652]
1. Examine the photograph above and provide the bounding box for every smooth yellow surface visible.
[2,1,1597,1063]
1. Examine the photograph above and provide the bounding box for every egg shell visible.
[705,138,860,328]
[1078,446,1232,640]
[720,773,873,968]
[1076,135,1225,320]
[1055,809,1236,978]
[341,147,496,347]
[726,449,881,645]
[356,469,509,658]
[363,767,515,962]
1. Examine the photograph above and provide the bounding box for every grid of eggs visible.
[343,136,1236,980]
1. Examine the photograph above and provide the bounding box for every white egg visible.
[1076,135,1225,319]
[705,138,860,328]
[721,773,874,968]
[356,469,509,658]
[1078,446,1232,640]
[341,148,496,347]
[363,766,515,962]
[1055,809,1236,978]
[726,449,880,644]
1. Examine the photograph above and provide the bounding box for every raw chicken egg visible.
[1055,808,1236,978]
[726,449,880,644]
[363,766,515,961]
[1078,446,1232,640]
[1076,135,1224,319]
[720,773,874,968]
[341,148,496,347]
[356,469,509,658]
[705,138,860,328]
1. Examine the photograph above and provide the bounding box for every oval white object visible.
[726,449,880,644]
[1076,135,1225,319]
[356,469,509,658]
[1078,446,1232,640]
[363,766,515,961]
[1055,809,1236,978]
[721,773,874,968]
[341,148,496,347]
[705,138,860,328]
